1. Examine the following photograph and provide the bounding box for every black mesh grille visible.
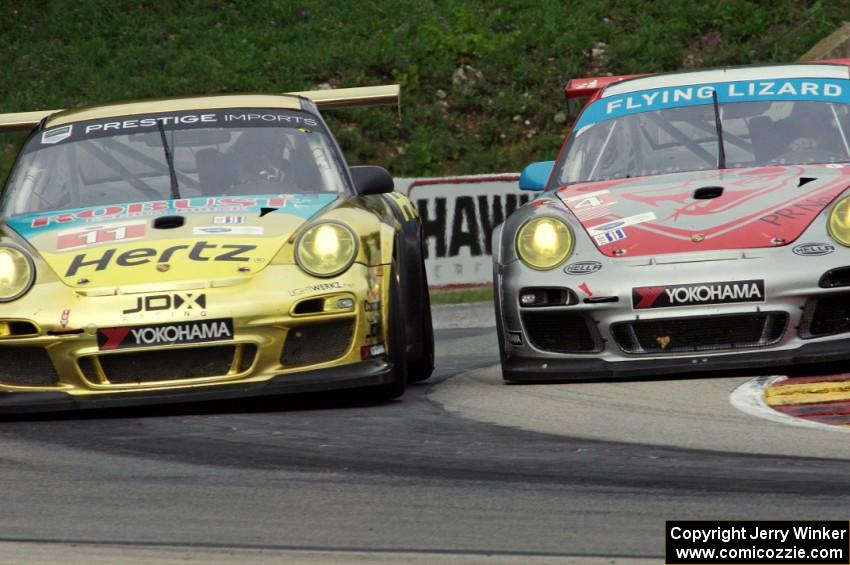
[0,347,58,386]
[93,345,254,384]
[281,320,354,366]
[803,294,850,337]
[612,312,787,354]
[521,312,600,353]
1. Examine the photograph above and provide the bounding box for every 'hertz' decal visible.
[65,242,256,276]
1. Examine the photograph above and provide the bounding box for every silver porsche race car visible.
[493,61,850,381]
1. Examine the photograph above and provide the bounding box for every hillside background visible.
[1,0,849,179]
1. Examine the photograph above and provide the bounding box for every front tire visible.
[494,267,511,381]
[408,263,434,383]
[370,258,407,400]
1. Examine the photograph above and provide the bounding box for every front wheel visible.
[369,259,407,400]
[408,264,434,383]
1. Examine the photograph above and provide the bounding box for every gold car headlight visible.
[295,222,358,277]
[516,217,574,270]
[0,245,35,302]
[829,195,850,247]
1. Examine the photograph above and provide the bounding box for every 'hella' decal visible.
[792,243,835,256]
[632,280,765,309]
[564,261,602,275]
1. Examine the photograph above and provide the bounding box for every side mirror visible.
[519,161,555,191]
[351,165,394,196]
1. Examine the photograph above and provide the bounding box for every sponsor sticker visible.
[792,243,835,256]
[122,292,207,315]
[594,228,627,246]
[588,212,655,236]
[361,342,386,360]
[288,281,345,297]
[564,261,602,275]
[192,226,264,236]
[28,110,323,151]
[12,193,335,233]
[563,189,617,220]
[56,222,146,251]
[563,189,613,205]
[213,215,246,224]
[576,77,850,129]
[41,125,73,145]
[632,279,765,310]
[64,241,256,277]
[97,318,233,350]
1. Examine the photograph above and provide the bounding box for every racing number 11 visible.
[57,223,146,251]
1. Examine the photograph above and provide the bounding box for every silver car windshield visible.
[558,100,850,185]
[2,114,347,217]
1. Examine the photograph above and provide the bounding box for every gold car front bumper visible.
[0,263,391,411]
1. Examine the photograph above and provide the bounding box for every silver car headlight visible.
[515,217,574,270]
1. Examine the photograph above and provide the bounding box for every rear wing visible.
[564,59,850,101]
[290,84,400,109]
[564,74,644,100]
[0,84,401,133]
[564,74,643,116]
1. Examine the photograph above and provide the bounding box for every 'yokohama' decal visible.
[632,280,765,309]
[97,318,233,350]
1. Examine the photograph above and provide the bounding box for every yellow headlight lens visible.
[516,217,573,270]
[829,196,850,247]
[0,246,34,301]
[295,222,358,277]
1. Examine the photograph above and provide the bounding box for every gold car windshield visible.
[2,108,348,216]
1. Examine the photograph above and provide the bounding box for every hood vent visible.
[153,215,185,229]
[693,186,723,199]
[798,177,816,187]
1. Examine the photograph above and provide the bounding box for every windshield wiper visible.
[712,90,726,169]
[157,122,181,200]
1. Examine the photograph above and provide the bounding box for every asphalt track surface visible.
[2,304,850,564]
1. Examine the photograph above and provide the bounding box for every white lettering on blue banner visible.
[576,78,848,130]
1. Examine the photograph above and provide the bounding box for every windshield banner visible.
[575,77,850,130]
[28,108,323,153]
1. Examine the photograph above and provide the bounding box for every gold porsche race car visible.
[0,85,433,412]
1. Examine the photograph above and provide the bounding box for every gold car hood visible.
[4,194,338,288]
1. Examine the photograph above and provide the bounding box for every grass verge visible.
[2,1,848,179]
[430,287,493,305]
